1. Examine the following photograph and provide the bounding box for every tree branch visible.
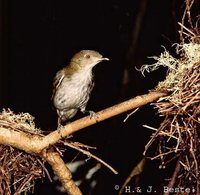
[42,149,82,195]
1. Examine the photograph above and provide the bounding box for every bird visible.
[52,50,109,126]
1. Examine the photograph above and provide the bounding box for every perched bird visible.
[52,50,109,125]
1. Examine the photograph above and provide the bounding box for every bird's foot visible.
[57,123,63,130]
[88,110,97,119]
[81,109,98,121]
[57,124,64,138]
[82,110,98,120]
[57,117,66,138]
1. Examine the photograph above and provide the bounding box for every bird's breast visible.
[53,71,94,110]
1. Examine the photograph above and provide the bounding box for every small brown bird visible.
[52,50,109,125]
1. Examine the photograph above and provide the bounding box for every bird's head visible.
[70,50,109,70]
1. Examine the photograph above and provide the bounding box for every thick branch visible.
[0,127,43,153]
[42,149,82,195]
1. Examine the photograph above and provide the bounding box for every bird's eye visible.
[85,54,90,59]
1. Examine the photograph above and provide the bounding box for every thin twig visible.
[63,141,118,175]
[163,159,181,195]
[123,108,139,122]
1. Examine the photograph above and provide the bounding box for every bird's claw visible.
[88,111,99,122]
[88,110,97,119]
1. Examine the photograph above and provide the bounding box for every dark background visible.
[0,0,197,194]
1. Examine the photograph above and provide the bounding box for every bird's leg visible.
[57,116,65,139]
[57,117,62,129]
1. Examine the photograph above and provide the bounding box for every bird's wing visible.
[52,68,65,99]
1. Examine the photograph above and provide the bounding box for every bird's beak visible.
[102,57,109,61]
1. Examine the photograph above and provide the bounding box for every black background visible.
[0,0,196,194]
